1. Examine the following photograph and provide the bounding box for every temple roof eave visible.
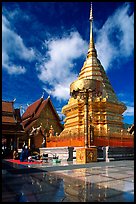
[70,78,103,94]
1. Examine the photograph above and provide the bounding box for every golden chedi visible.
[59,3,127,147]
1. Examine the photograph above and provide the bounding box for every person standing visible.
[13,148,19,160]
[24,146,29,160]
[41,137,46,148]
[20,147,25,162]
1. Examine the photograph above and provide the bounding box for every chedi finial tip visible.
[90,2,93,21]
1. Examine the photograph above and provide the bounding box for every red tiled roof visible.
[2,101,13,113]
[2,100,25,134]
[22,97,62,131]
[24,119,38,132]
[2,101,16,124]
[22,98,48,130]
[22,98,43,120]
[2,116,16,123]
[48,99,61,121]
[33,99,48,118]
[24,100,50,131]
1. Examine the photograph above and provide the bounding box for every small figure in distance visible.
[13,148,19,160]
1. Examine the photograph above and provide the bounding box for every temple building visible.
[47,3,133,148]
[21,96,63,148]
[2,100,25,157]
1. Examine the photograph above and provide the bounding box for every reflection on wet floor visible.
[2,160,134,202]
[2,171,65,202]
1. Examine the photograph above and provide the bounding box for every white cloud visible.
[2,14,35,75]
[123,106,134,116]
[37,31,88,100]
[122,100,134,107]
[122,100,134,117]
[118,98,134,117]
[95,3,134,71]
[56,108,65,121]
[117,92,125,98]
[45,84,70,101]
[40,3,134,101]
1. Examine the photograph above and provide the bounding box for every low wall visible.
[39,146,134,162]
[98,146,134,161]
[108,147,134,160]
[39,146,74,161]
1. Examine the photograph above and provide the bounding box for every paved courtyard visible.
[2,160,134,202]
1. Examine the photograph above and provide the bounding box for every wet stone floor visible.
[2,160,134,202]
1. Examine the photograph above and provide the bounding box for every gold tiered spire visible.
[87,2,97,58]
[78,2,100,80]
[77,2,119,101]
[89,2,93,41]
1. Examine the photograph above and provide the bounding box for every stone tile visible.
[100,172,132,179]
[2,160,134,202]
[79,174,114,183]
[85,169,107,175]
[97,180,134,192]
[55,170,92,178]
[122,176,134,183]
[122,170,134,175]
[85,185,123,202]
[116,166,134,170]
[104,191,134,202]
[101,167,121,172]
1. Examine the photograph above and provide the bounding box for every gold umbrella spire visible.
[89,2,93,41]
[90,2,93,21]
[87,2,97,58]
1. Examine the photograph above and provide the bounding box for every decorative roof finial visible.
[41,91,44,98]
[13,98,16,102]
[90,2,93,21]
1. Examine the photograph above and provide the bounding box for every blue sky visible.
[2,2,134,124]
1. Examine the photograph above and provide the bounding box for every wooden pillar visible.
[28,138,31,148]
[108,128,110,146]
[17,137,19,149]
[90,125,94,146]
